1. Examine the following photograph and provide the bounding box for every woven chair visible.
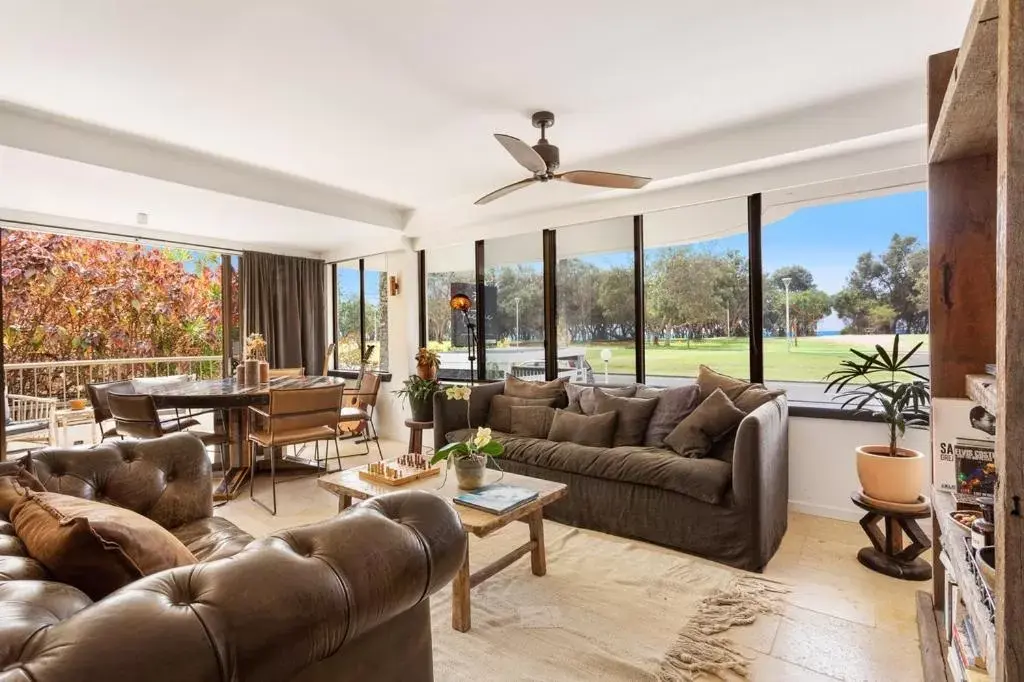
[247,384,345,515]
[5,394,58,455]
[339,371,383,460]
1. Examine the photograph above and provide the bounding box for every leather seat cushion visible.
[161,418,200,433]
[339,406,369,420]
[250,425,336,447]
[170,517,254,562]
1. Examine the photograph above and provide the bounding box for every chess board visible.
[357,454,441,486]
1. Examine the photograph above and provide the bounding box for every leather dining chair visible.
[106,392,224,448]
[339,371,383,461]
[247,384,345,514]
[268,367,305,378]
[85,380,134,441]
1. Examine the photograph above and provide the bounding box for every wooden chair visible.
[339,371,383,460]
[5,394,58,455]
[268,367,305,379]
[247,384,345,515]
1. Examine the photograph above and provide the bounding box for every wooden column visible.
[995,0,1024,679]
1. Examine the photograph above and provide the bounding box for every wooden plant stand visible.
[850,493,932,581]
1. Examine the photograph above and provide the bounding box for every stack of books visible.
[949,617,987,681]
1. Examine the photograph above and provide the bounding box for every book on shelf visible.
[985,363,996,376]
[954,619,987,672]
[453,484,539,514]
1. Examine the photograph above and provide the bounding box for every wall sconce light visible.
[389,275,400,296]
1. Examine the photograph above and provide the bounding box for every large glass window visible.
[362,254,389,373]
[426,244,476,381]
[484,234,545,381]
[557,217,636,385]
[761,187,928,405]
[643,199,750,385]
[334,260,362,370]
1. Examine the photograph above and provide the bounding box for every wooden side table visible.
[405,419,433,455]
[850,492,932,581]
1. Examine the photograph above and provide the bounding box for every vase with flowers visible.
[431,385,504,489]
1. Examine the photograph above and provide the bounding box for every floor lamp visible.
[450,293,476,385]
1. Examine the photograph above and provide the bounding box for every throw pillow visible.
[0,462,46,517]
[696,365,756,402]
[636,385,701,447]
[509,405,556,439]
[547,409,617,448]
[733,385,785,413]
[592,389,660,447]
[664,388,746,458]
[487,395,557,433]
[11,491,197,600]
[565,383,637,415]
[503,376,569,407]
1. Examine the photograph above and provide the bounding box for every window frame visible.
[330,256,392,382]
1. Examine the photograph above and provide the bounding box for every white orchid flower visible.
[472,427,492,449]
[445,385,472,401]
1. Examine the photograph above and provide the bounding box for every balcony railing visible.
[3,356,223,407]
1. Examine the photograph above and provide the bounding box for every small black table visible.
[850,492,932,581]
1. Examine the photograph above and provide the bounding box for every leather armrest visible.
[0,491,466,682]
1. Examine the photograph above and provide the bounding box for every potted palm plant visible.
[824,334,931,504]
[393,376,443,422]
[415,347,441,380]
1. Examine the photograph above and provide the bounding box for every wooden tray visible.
[358,454,441,487]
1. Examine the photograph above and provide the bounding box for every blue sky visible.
[337,267,382,304]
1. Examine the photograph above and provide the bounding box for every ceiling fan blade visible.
[494,134,547,174]
[556,170,652,190]
[474,178,538,205]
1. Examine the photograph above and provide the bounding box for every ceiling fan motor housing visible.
[533,140,560,174]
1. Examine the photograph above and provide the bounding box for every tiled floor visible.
[218,437,925,682]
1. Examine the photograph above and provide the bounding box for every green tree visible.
[833,235,928,333]
[788,289,832,344]
[769,265,815,292]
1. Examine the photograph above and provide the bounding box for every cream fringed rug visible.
[431,521,787,682]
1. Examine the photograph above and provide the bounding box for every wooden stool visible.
[405,419,433,455]
[850,492,932,581]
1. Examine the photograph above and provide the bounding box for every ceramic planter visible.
[416,364,437,381]
[856,445,925,504]
[454,456,486,490]
[410,396,434,422]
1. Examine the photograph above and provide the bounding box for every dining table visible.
[139,375,346,500]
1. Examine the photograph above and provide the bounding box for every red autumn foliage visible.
[1,230,225,363]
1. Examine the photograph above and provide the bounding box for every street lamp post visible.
[514,297,521,348]
[600,348,612,384]
[782,277,792,351]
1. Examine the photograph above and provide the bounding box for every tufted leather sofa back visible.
[23,432,213,529]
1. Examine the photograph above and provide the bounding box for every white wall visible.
[788,416,931,521]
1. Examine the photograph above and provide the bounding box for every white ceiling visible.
[0,0,969,253]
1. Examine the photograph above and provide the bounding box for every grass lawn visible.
[583,334,929,382]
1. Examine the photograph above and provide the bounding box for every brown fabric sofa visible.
[434,382,788,571]
[0,433,466,682]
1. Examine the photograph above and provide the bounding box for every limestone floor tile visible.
[771,604,923,682]
[728,611,782,655]
[719,653,841,681]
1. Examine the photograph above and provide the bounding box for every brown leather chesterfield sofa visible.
[0,433,466,682]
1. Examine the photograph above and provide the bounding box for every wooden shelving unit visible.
[920,1,1024,681]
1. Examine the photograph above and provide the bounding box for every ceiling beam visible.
[0,101,409,232]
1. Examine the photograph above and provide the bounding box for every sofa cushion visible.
[665,388,746,459]
[696,365,754,402]
[487,395,557,433]
[467,380,505,428]
[509,406,556,439]
[0,458,46,517]
[593,389,660,447]
[733,385,786,414]
[10,491,197,600]
[498,435,732,505]
[547,410,617,448]
[170,516,255,562]
[566,383,637,414]
[504,376,569,407]
[636,384,701,447]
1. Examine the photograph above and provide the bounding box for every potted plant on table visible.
[393,376,443,422]
[415,347,441,380]
[824,334,931,504]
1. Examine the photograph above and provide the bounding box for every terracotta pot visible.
[69,398,88,411]
[416,364,437,381]
[454,456,486,490]
[856,445,925,504]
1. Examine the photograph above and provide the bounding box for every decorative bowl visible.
[69,398,88,411]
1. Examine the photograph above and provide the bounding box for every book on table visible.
[453,484,539,514]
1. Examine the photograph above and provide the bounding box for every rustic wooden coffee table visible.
[318,466,567,632]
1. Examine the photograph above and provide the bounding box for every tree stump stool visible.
[405,419,433,455]
[850,492,932,581]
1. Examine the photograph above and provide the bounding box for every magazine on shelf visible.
[933,398,996,493]
[453,484,539,514]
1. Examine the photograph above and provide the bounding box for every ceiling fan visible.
[475,111,652,205]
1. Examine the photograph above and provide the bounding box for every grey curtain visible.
[241,251,326,375]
